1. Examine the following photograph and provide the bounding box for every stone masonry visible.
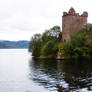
[62,7,88,42]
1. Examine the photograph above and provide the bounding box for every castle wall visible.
[62,8,88,43]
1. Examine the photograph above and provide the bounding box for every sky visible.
[0,0,92,41]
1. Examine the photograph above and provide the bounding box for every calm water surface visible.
[0,49,92,92]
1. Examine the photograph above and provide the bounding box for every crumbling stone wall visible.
[62,7,88,42]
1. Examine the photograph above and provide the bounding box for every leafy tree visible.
[29,34,42,57]
[42,25,61,45]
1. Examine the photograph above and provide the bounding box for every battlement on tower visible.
[63,7,88,17]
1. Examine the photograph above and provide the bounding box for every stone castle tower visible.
[62,7,88,42]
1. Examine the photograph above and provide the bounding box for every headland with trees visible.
[28,24,92,59]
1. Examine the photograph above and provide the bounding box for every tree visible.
[41,26,61,45]
[28,34,42,57]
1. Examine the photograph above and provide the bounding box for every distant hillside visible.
[0,40,29,49]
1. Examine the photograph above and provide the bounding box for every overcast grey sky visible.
[0,0,91,41]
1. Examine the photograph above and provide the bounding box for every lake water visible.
[0,49,92,92]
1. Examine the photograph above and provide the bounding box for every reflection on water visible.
[0,49,92,92]
[29,58,92,92]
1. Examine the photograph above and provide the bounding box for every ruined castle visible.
[62,7,88,42]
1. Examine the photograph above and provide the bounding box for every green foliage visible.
[85,23,92,31]
[41,40,58,58]
[63,23,92,59]
[58,44,65,58]
[29,23,92,59]
[29,25,61,58]
[28,34,42,57]
[41,25,61,45]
